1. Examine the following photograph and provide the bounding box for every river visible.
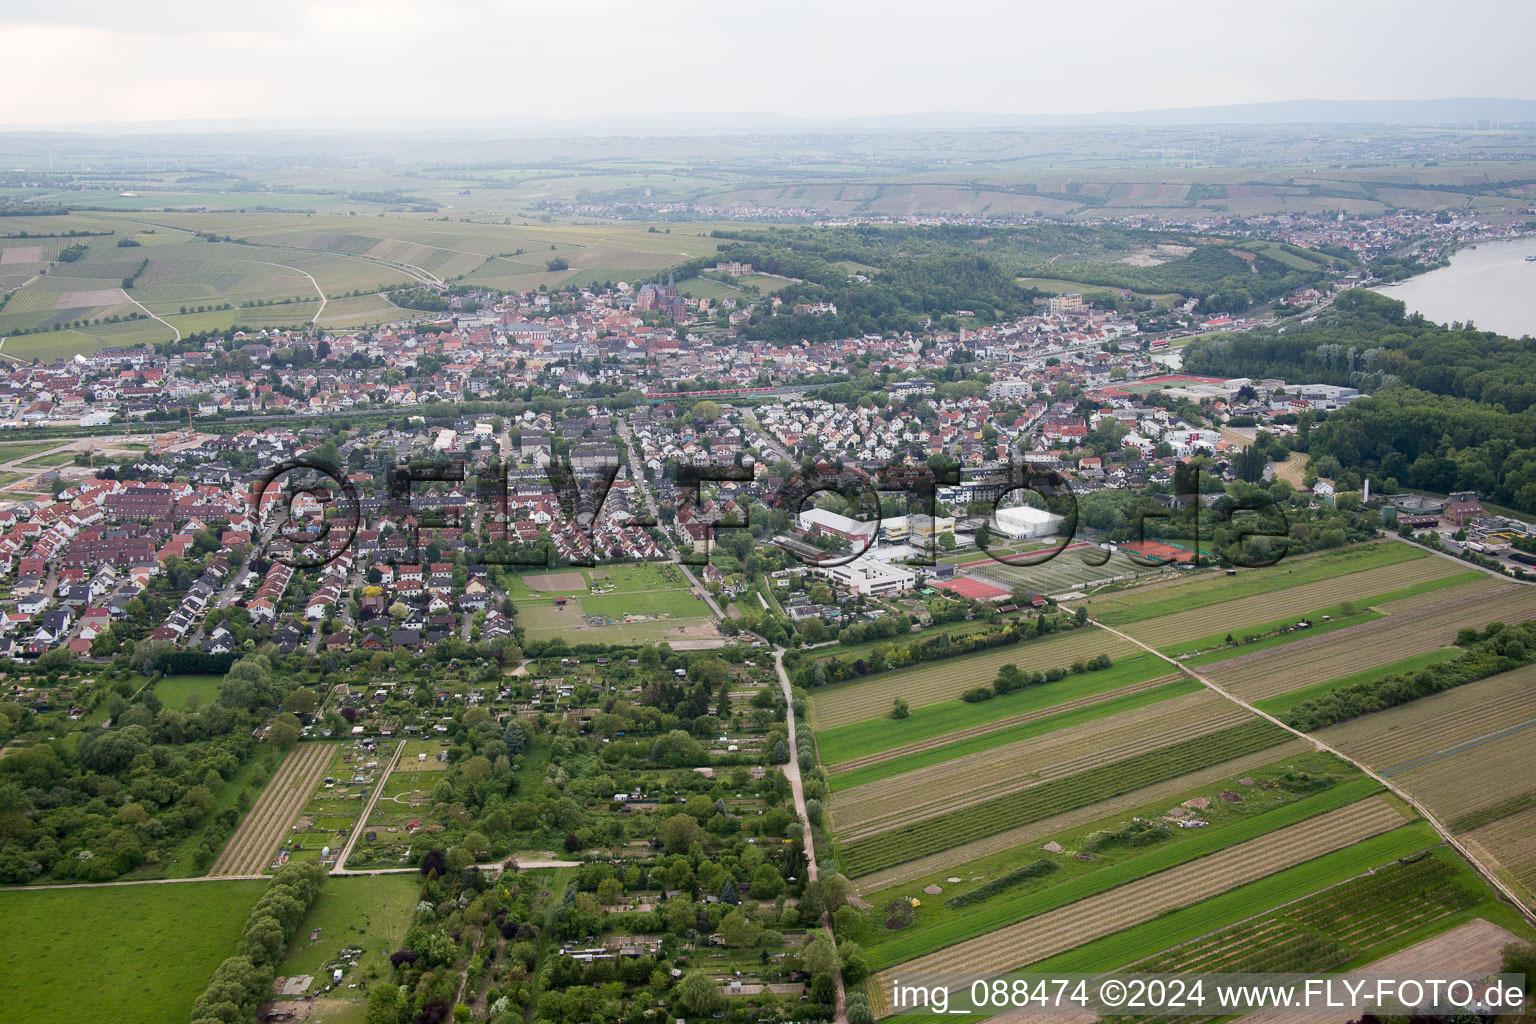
[1373,237,1536,338]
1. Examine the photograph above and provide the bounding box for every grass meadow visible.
[0,880,265,1024]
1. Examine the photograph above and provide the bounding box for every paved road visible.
[1089,615,1536,927]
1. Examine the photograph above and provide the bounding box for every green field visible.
[838,719,1292,876]
[0,441,71,462]
[815,653,1170,765]
[1086,543,1423,627]
[276,873,421,997]
[1,880,266,1024]
[581,586,709,619]
[828,678,1201,792]
[1,331,106,361]
[1255,648,1464,717]
[152,674,227,710]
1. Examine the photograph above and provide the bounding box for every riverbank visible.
[1373,236,1536,338]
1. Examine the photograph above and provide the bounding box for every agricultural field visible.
[831,690,1256,836]
[1466,807,1536,904]
[1315,665,1536,825]
[1019,821,1455,974]
[1207,581,1536,701]
[836,718,1292,877]
[1120,553,1472,653]
[861,764,1380,967]
[209,741,338,876]
[867,797,1414,1007]
[851,738,1314,893]
[814,652,1176,767]
[1082,541,1421,626]
[827,676,1203,791]
[1254,647,1462,717]
[0,213,723,356]
[0,880,265,1024]
[807,626,1139,730]
[1315,662,1536,771]
[1104,853,1524,1002]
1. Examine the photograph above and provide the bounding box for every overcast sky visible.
[5,0,1535,127]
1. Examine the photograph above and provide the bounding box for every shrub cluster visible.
[946,859,1057,908]
[189,862,327,1024]
[960,652,1114,703]
[1285,620,1536,730]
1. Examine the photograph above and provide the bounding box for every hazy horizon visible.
[5,0,1536,127]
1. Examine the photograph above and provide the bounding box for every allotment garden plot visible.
[351,737,454,868]
[283,739,399,871]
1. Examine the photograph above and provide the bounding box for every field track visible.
[831,691,1244,837]
[209,742,334,877]
[1466,807,1536,903]
[807,628,1138,730]
[852,739,1311,893]
[867,798,1408,1013]
[1208,583,1536,699]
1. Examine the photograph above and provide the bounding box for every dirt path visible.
[1272,453,1308,487]
[210,741,334,877]
[121,288,182,343]
[332,739,403,873]
[775,647,846,1024]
